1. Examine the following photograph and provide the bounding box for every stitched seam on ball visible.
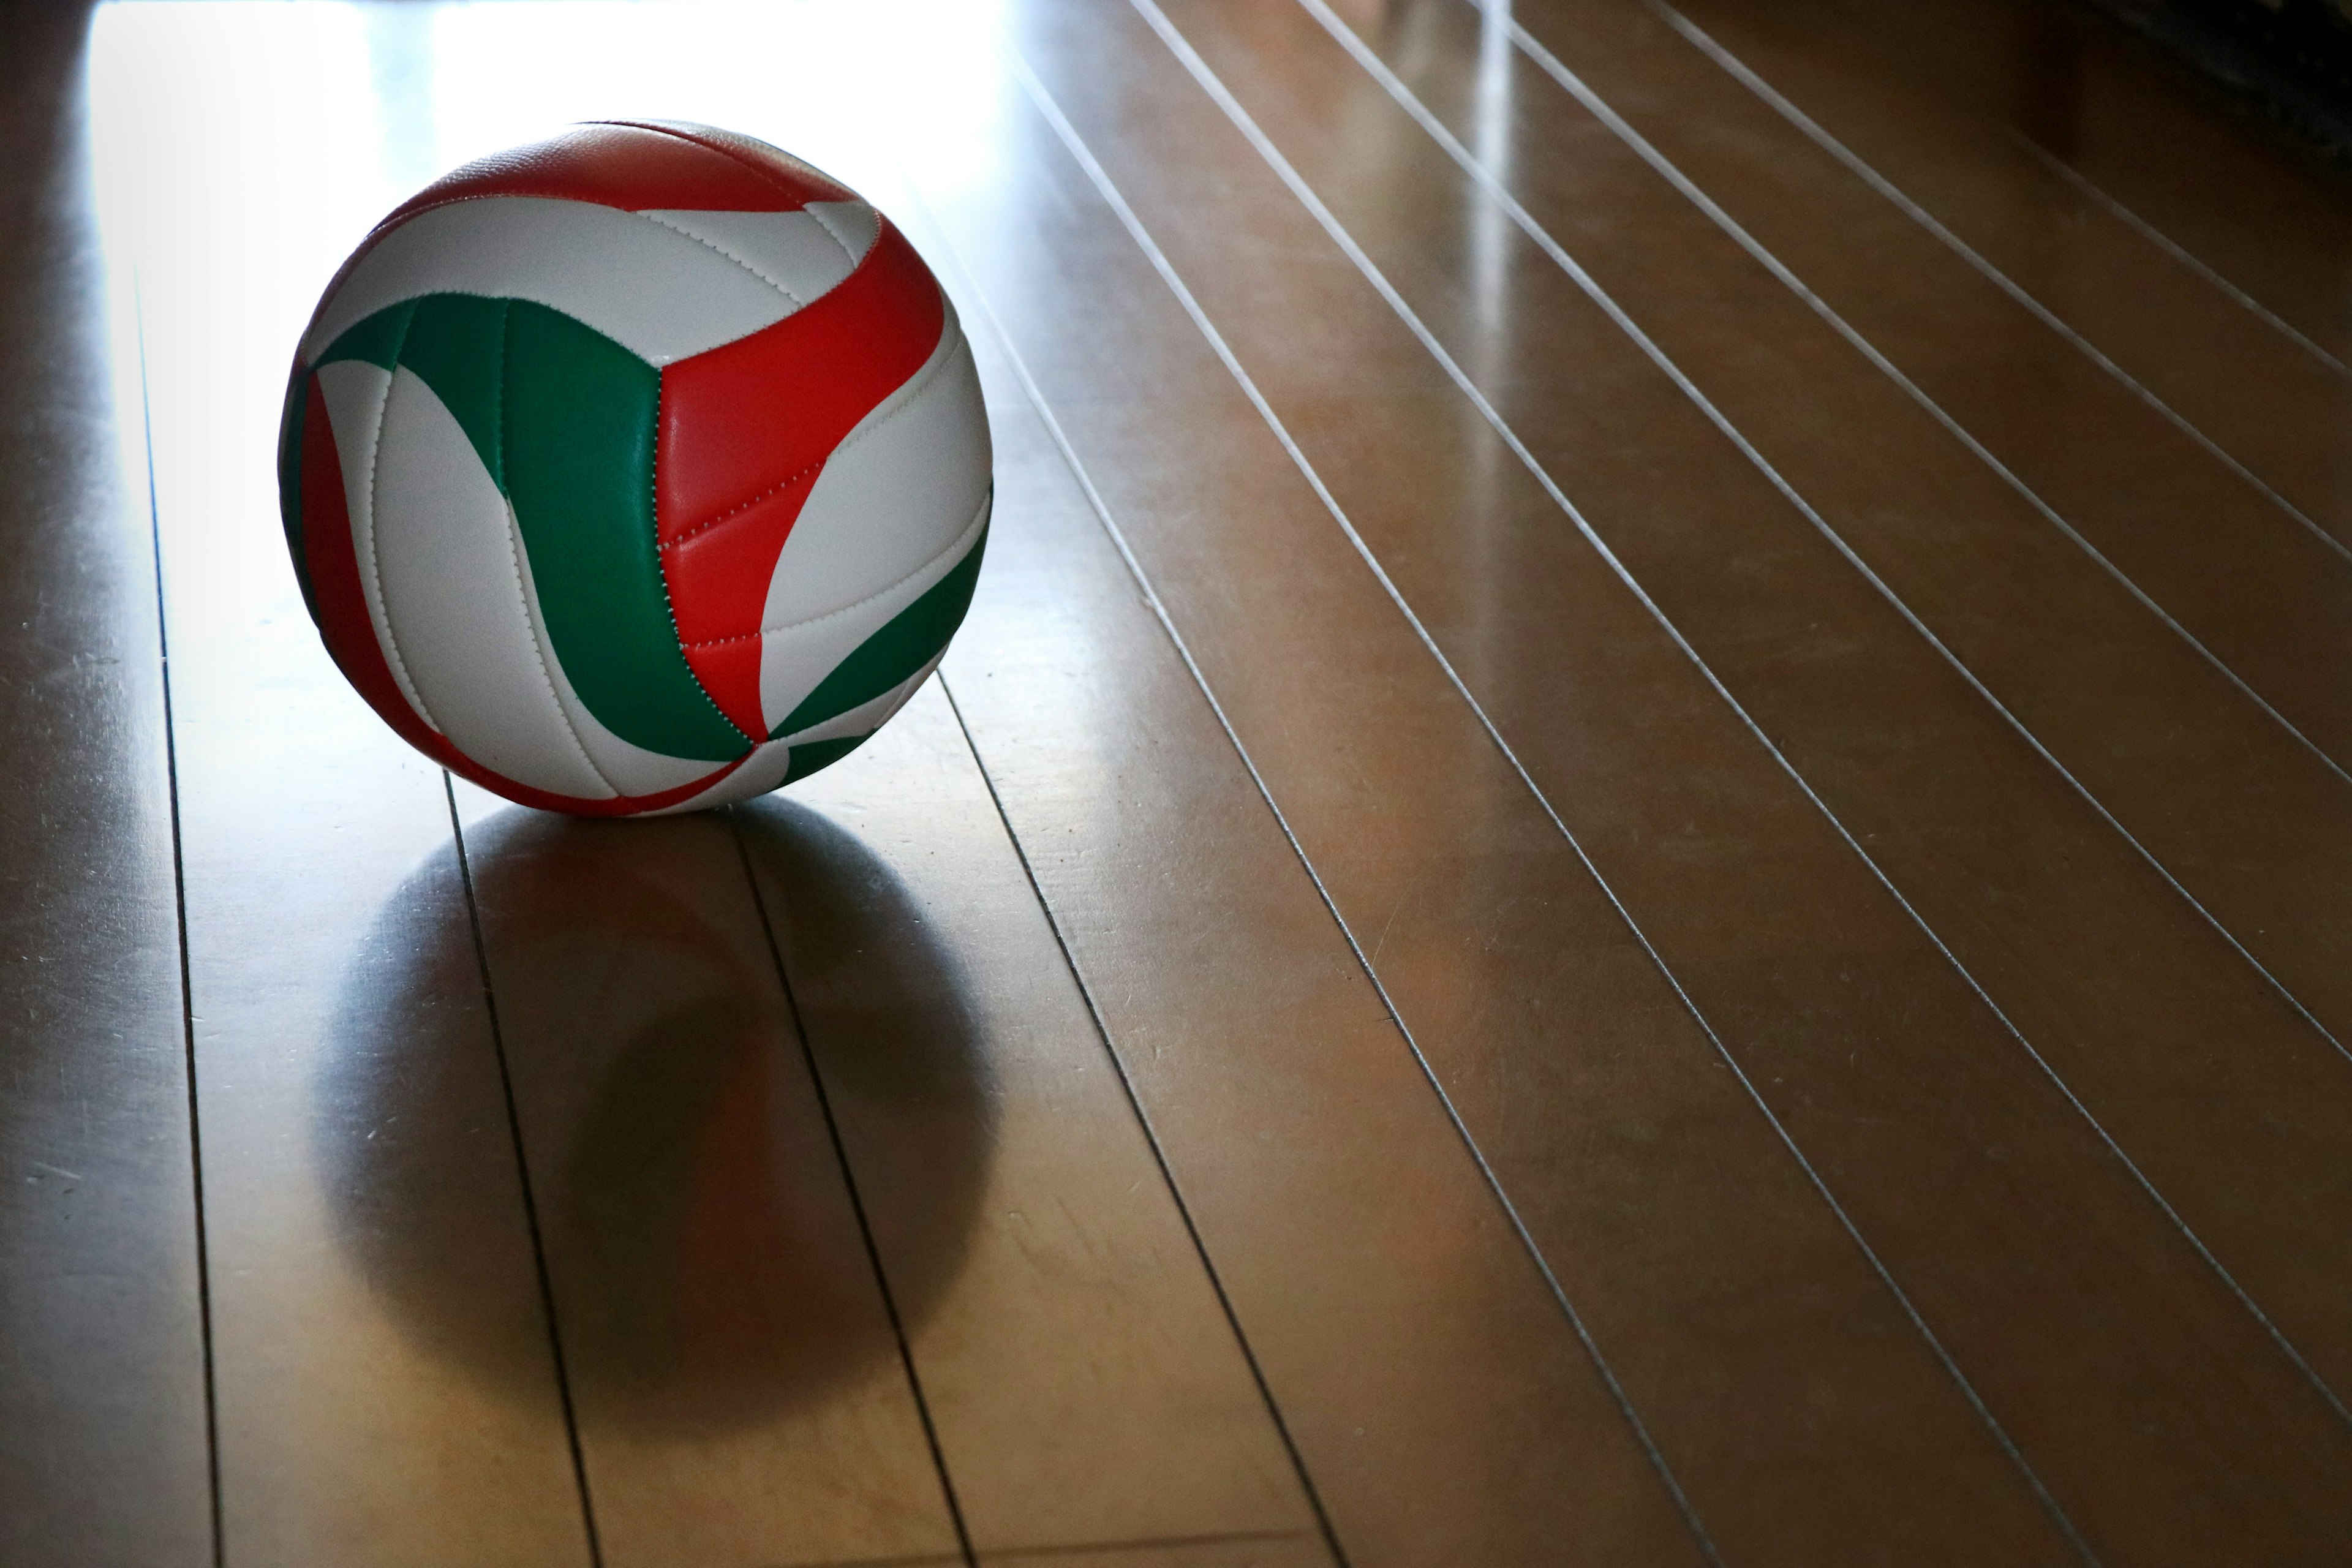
[635,211,808,305]
[679,496,986,648]
[663,459,824,550]
[364,189,627,236]
[773,659,935,748]
[644,380,759,747]
[599,119,840,204]
[493,300,619,797]
[595,125,888,328]
[656,318,964,552]
[492,502,614,793]
[805,202,875,268]
[362,315,436,734]
[663,322,964,554]
[358,119,856,247]
[826,320,967,464]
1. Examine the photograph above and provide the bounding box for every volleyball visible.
[275,120,990,816]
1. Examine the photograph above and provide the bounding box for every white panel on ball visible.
[659,737,799,816]
[363,368,616,799]
[314,357,436,734]
[758,494,990,738]
[505,541,739,799]
[300,197,807,368]
[804,200,882,266]
[758,309,989,631]
[636,205,873,306]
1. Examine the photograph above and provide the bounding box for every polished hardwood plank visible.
[1639,0,2352,783]
[911,23,2076,1567]
[445,783,960,1568]
[1660,0,2352,553]
[1494,0,2352,1052]
[60,0,2352,1558]
[1480,0,2352,1358]
[1966,0,2352,371]
[102,8,592,1562]
[0,6,211,1564]
[902,199,1714,1566]
[734,684,1327,1557]
[900,10,2095,1568]
[993,0,2352,1559]
[1287,0,2352,1407]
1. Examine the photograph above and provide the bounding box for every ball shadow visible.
[318,799,993,1440]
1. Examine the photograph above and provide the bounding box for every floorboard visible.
[982,1536,1332,1568]
[21,0,2352,1562]
[1523,0,2352,763]
[447,782,962,1568]
[1668,0,2352,552]
[1295,0,2352,1409]
[104,9,594,1561]
[1967,0,2352,369]
[1002,0,2352,1559]
[1509,0,2352,1036]
[0,7,211,1564]
[921,209,1709,1562]
[938,7,2095,1565]
[734,685,1326,1557]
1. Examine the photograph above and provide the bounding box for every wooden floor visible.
[9,0,2352,1562]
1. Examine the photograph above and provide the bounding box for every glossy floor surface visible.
[9,0,2352,1563]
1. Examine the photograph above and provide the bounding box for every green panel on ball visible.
[318,296,420,374]
[318,294,750,764]
[782,733,872,785]
[392,292,510,491]
[774,515,989,741]
[497,300,748,762]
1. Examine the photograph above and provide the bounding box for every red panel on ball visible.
[378,122,849,228]
[657,222,945,537]
[654,220,948,729]
[681,634,770,743]
[669,478,820,739]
